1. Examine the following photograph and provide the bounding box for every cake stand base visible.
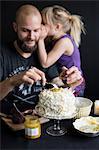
[46,119,67,136]
[46,126,67,136]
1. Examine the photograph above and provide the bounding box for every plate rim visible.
[73,116,99,137]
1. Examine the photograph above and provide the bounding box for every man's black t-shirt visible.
[0,42,59,113]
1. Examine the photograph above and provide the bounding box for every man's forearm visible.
[0,78,14,101]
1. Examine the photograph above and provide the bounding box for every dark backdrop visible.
[1,0,99,100]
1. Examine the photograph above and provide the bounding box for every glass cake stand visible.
[46,114,78,136]
[46,118,67,136]
[35,106,78,136]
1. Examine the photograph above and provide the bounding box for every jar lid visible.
[95,100,99,105]
[25,115,39,123]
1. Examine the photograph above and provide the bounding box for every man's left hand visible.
[60,66,83,88]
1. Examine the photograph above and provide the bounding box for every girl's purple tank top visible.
[57,34,82,73]
[54,34,85,96]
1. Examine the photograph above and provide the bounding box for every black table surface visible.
[1,117,99,150]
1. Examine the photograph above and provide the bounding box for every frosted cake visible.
[36,88,77,119]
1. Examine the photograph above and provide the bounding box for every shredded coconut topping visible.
[36,88,77,119]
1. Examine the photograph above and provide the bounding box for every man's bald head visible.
[13,4,42,53]
[16,4,41,23]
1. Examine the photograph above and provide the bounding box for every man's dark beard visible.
[17,39,37,53]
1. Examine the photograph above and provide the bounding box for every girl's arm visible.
[38,37,73,68]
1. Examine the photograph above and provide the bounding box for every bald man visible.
[13,5,42,54]
[0,4,83,114]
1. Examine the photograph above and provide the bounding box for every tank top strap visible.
[55,34,74,43]
[52,34,76,48]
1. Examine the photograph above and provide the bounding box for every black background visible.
[1,0,99,100]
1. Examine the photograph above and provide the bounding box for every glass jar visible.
[24,115,41,139]
[94,100,99,115]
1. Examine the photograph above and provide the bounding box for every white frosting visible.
[36,88,77,119]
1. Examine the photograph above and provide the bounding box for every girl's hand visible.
[39,25,49,40]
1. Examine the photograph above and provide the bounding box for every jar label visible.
[25,128,39,136]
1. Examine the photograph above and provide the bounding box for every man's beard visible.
[17,38,37,53]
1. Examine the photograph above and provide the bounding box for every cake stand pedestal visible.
[46,119,67,136]
[35,106,78,136]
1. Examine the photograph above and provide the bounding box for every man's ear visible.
[13,22,17,32]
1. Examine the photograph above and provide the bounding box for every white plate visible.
[73,116,99,137]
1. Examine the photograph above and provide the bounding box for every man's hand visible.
[60,66,83,88]
[10,67,46,87]
[0,67,46,100]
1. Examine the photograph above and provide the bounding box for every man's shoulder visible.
[1,42,15,55]
[2,42,14,49]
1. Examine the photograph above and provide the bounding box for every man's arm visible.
[45,64,83,89]
[43,64,64,87]
[0,78,14,100]
[0,67,46,101]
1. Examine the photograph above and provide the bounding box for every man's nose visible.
[28,31,35,39]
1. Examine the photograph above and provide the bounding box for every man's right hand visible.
[10,67,46,87]
[0,67,46,101]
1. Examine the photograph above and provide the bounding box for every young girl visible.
[38,5,85,96]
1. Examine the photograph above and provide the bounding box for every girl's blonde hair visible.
[42,5,85,47]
